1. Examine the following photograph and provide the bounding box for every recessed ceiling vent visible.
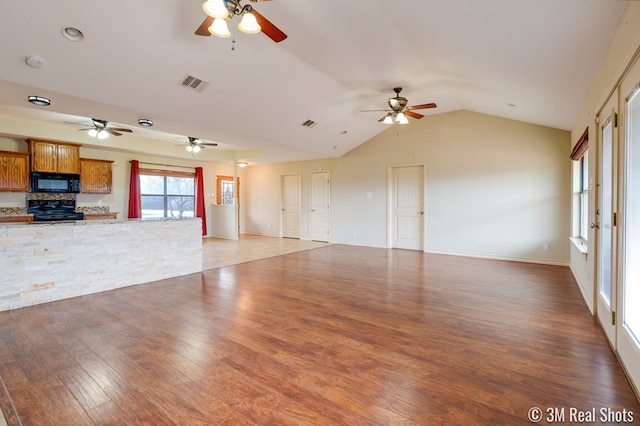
[301,119,317,128]
[180,74,209,93]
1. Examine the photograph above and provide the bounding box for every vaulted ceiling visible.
[0,0,629,164]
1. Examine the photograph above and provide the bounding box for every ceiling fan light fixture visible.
[396,112,407,122]
[97,130,109,139]
[383,114,394,124]
[238,11,261,34]
[209,18,231,38]
[27,95,51,106]
[87,128,98,138]
[192,145,201,153]
[202,0,229,19]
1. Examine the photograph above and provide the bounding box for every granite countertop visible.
[0,217,198,229]
[0,206,117,217]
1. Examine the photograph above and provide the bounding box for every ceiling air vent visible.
[301,119,317,128]
[180,74,209,93]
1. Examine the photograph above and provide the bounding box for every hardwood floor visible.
[0,244,638,425]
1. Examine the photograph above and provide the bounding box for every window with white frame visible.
[140,169,195,219]
[571,128,589,245]
[578,152,589,240]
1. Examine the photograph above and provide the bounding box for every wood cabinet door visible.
[0,151,30,192]
[30,140,58,172]
[80,159,113,193]
[57,144,81,174]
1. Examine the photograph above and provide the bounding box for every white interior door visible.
[390,165,424,250]
[595,93,618,346]
[281,173,301,239]
[310,171,330,242]
[618,57,640,395]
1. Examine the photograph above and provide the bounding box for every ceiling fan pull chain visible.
[231,36,236,51]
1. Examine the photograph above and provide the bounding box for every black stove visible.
[27,199,84,222]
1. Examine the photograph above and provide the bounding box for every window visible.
[140,169,195,219]
[216,175,239,205]
[579,151,589,240]
[571,128,589,245]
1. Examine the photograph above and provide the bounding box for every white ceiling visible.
[0,0,629,164]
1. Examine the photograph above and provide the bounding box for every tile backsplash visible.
[0,207,28,215]
[76,206,110,214]
[26,193,76,201]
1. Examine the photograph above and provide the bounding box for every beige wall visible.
[244,110,571,265]
[570,2,640,312]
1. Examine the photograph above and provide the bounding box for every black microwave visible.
[31,172,81,193]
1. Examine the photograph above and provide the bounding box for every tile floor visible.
[202,234,331,270]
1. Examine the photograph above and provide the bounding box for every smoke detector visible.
[25,55,45,69]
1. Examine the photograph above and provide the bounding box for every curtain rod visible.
[130,161,195,171]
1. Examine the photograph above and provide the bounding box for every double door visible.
[594,56,640,392]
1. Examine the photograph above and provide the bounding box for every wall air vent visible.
[180,74,209,93]
[302,119,317,128]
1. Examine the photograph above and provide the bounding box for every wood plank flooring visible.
[0,244,638,424]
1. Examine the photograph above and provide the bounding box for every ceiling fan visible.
[195,0,287,43]
[174,137,218,153]
[361,87,437,124]
[76,118,133,139]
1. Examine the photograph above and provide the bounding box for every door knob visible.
[418,211,424,215]
[590,222,599,229]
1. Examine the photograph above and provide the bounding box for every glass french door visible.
[617,56,640,394]
[595,93,618,346]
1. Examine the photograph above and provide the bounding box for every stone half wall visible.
[0,218,202,311]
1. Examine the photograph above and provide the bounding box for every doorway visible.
[310,171,330,242]
[389,165,425,251]
[617,54,640,394]
[595,92,618,346]
[281,173,301,239]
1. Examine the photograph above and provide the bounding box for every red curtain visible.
[128,160,142,219]
[195,167,207,236]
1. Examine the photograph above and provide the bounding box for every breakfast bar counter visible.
[0,218,202,311]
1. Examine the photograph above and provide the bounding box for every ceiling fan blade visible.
[195,16,213,36]
[409,103,437,110]
[252,9,287,43]
[111,128,133,133]
[360,109,389,112]
[378,115,388,122]
[77,128,91,132]
[201,143,218,146]
[108,129,123,136]
[405,111,424,119]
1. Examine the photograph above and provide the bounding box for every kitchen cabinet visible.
[84,213,118,220]
[0,150,30,192]
[27,138,81,174]
[0,215,33,223]
[80,158,113,193]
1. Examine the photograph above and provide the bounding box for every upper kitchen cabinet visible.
[0,150,29,192]
[80,158,113,193]
[27,138,81,174]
